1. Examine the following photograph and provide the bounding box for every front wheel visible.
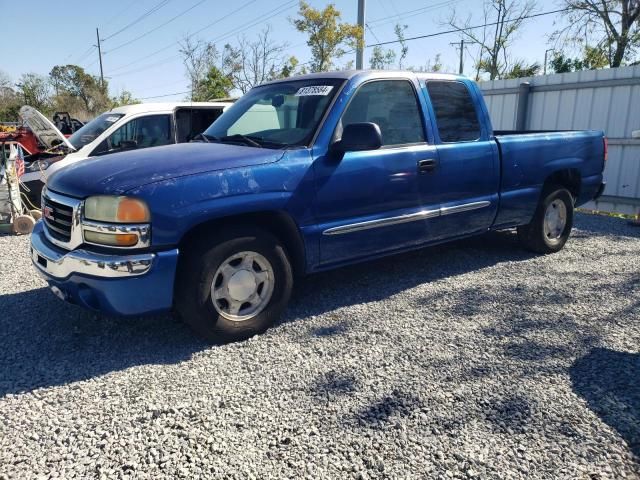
[175,227,294,342]
[517,185,574,254]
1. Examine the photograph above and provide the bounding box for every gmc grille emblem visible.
[43,206,54,221]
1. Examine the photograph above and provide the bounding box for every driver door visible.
[313,78,441,265]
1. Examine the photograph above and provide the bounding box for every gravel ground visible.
[0,213,638,479]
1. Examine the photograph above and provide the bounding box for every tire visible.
[517,184,574,254]
[175,226,294,343]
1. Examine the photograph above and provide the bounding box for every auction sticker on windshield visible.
[295,86,334,96]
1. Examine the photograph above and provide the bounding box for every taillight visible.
[603,137,608,162]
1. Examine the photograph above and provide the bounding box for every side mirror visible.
[120,140,138,150]
[331,122,382,153]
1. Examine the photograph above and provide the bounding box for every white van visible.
[20,102,233,203]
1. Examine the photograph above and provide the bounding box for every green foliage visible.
[292,1,363,72]
[369,46,396,69]
[16,73,51,112]
[505,60,541,78]
[192,66,233,101]
[275,56,300,79]
[550,46,610,73]
[0,71,21,122]
[447,0,537,80]
[408,54,444,73]
[557,1,640,67]
[394,24,409,69]
[49,65,110,115]
[111,90,140,108]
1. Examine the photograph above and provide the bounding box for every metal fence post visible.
[515,82,531,131]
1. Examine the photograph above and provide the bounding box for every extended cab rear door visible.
[420,79,500,239]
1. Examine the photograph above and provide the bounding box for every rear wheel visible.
[517,185,574,254]
[175,227,293,342]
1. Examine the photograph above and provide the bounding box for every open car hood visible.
[19,106,75,152]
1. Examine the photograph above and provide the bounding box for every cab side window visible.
[339,80,426,147]
[426,81,481,142]
[92,114,172,155]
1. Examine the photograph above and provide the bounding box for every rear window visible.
[426,81,481,142]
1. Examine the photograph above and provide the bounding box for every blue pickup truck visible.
[30,71,606,341]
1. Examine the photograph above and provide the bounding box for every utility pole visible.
[356,0,365,70]
[450,39,475,75]
[544,48,554,75]
[96,28,104,87]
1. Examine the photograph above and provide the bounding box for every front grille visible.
[43,197,73,242]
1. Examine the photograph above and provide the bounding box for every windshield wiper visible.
[210,134,263,148]
[191,133,210,143]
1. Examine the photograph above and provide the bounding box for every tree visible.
[49,65,109,115]
[292,1,363,72]
[16,73,51,112]
[446,0,538,80]
[505,60,541,78]
[395,24,409,69]
[179,37,219,99]
[406,54,445,72]
[554,1,640,68]
[0,71,21,122]
[223,26,293,93]
[277,56,300,79]
[192,66,233,101]
[111,90,140,108]
[370,46,397,69]
[550,45,610,72]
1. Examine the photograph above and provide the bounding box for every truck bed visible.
[491,129,606,229]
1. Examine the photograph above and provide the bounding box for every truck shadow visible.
[0,230,532,397]
[0,289,204,397]
[288,228,535,329]
[570,348,640,458]
[0,213,626,398]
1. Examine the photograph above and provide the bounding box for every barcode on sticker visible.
[295,85,333,96]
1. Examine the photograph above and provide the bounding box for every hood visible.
[20,106,75,152]
[46,142,286,198]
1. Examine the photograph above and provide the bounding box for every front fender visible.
[128,150,314,247]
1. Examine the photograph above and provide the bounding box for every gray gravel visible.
[0,212,638,479]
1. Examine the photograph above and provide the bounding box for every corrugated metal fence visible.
[479,65,640,215]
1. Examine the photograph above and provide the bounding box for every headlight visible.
[83,196,151,248]
[84,196,150,223]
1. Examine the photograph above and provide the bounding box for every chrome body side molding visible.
[322,200,491,236]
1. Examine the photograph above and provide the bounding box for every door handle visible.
[418,158,437,173]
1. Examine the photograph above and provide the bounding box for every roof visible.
[108,101,233,115]
[262,70,467,86]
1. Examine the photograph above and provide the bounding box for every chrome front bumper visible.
[31,221,155,279]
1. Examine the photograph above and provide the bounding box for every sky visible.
[1,0,565,102]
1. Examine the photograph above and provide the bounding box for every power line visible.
[74,46,97,64]
[206,0,297,44]
[139,90,191,100]
[109,0,297,78]
[108,0,259,73]
[366,24,381,44]
[105,0,209,54]
[110,54,181,78]
[366,8,569,48]
[102,0,172,41]
[367,0,462,26]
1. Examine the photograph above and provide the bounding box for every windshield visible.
[204,78,344,148]
[68,113,125,149]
